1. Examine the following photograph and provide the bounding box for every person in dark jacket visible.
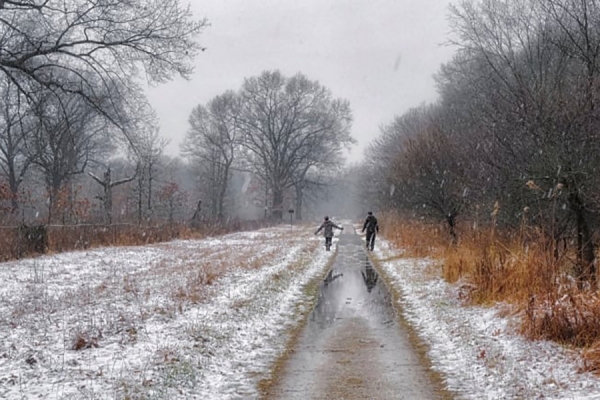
[315,216,343,251]
[361,211,379,251]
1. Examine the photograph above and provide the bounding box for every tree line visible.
[181,70,354,222]
[0,0,206,225]
[0,1,353,226]
[364,0,600,287]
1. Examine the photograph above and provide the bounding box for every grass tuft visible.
[72,330,101,351]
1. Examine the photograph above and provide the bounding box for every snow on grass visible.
[0,226,332,399]
[374,238,600,399]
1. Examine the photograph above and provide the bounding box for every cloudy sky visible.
[146,0,456,163]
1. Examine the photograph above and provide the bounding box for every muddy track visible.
[266,226,446,400]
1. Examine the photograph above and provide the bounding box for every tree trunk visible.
[191,200,202,226]
[47,190,55,224]
[137,178,144,225]
[8,176,18,212]
[211,197,218,219]
[446,212,458,245]
[295,184,303,221]
[147,168,153,220]
[576,209,596,290]
[570,192,596,289]
[217,175,228,221]
[105,184,113,225]
[47,178,62,224]
[272,186,284,220]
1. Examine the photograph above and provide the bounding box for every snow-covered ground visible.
[0,226,336,399]
[3,223,600,399]
[374,238,600,400]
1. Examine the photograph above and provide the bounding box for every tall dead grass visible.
[442,228,565,305]
[0,227,20,261]
[380,213,447,258]
[0,219,274,261]
[384,214,600,373]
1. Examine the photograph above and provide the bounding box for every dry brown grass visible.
[384,215,600,373]
[583,340,600,373]
[0,219,276,261]
[385,218,573,306]
[523,291,600,345]
[523,289,600,373]
[72,329,102,351]
[162,241,286,308]
[48,224,191,251]
[170,261,221,305]
[0,227,20,260]
[380,213,447,258]
[442,230,566,305]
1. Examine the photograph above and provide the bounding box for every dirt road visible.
[267,226,446,399]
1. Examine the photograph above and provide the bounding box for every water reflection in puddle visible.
[311,241,394,328]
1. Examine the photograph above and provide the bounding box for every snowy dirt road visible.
[267,226,445,400]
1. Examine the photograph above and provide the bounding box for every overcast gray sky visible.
[146,0,456,163]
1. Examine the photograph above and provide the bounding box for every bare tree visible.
[542,0,600,111]
[365,107,434,209]
[238,71,353,220]
[0,76,32,211]
[0,0,207,144]
[130,128,168,224]
[364,102,471,242]
[26,90,111,222]
[182,92,240,220]
[290,98,353,221]
[88,164,137,225]
[398,127,467,242]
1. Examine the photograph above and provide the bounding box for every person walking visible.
[315,216,343,251]
[361,211,379,251]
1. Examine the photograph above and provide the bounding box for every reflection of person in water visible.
[361,265,378,293]
[323,269,343,286]
[312,269,344,327]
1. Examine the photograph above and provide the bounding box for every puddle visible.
[311,232,395,328]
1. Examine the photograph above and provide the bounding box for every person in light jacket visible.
[315,216,343,251]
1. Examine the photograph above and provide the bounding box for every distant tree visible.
[182,92,240,220]
[292,167,326,221]
[26,91,111,222]
[291,122,351,220]
[0,180,13,216]
[238,71,353,220]
[158,181,187,224]
[131,128,168,223]
[392,121,469,242]
[88,164,137,225]
[365,107,436,213]
[0,76,32,211]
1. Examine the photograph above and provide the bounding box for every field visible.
[0,226,333,399]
